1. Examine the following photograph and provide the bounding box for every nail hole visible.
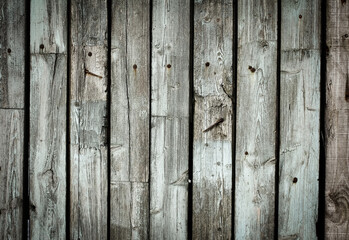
[344,34,348,38]
[88,52,92,57]
[299,15,302,19]
[167,64,171,68]
[7,48,11,53]
[245,151,248,155]
[205,62,210,67]
[133,64,137,69]
[293,177,298,183]
[40,44,44,49]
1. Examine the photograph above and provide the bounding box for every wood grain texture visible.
[192,0,233,239]
[0,109,23,239]
[278,1,321,239]
[325,0,349,239]
[110,0,150,238]
[30,0,67,53]
[0,0,25,108]
[30,54,67,239]
[70,0,108,239]
[151,0,190,238]
[235,0,277,239]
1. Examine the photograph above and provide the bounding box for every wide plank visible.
[235,0,278,239]
[70,0,108,239]
[325,0,349,239]
[110,0,150,238]
[278,1,321,239]
[192,0,233,239]
[0,109,24,239]
[151,0,190,238]
[0,0,25,108]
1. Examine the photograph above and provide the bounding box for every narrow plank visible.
[30,0,67,238]
[151,0,190,238]
[279,1,321,239]
[325,0,349,239]
[30,54,67,239]
[0,0,25,108]
[192,0,233,239]
[70,0,108,239]
[0,109,24,239]
[110,0,150,238]
[235,0,278,239]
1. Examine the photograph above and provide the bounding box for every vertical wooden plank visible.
[70,0,108,239]
[279,1,321,239]
[151,0,190,238]
[110,0,150,238]
[192,0,233,239]
[235,0,277,239]
[0,109,24,239]
[0,0,25,108]
[325,0,349,239]
[30,0,67,238]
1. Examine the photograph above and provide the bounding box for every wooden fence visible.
[0,0,348,239]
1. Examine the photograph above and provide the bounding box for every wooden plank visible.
[325,0,349,239]
[0,109,24,239]
[151,0,190,238]
[235,0,277,239]
[278,1,321,239]
[192,0,233,239]
[30,0,67,53]
[30,0,67,238]
[30,54,67,239]
[70,0,108,239]
[0,0,25,108]
[110,0,150,238]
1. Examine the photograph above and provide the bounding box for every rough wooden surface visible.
[325,0,349,239]
[70,0,108,239]
[30,0,67,53]
[151,0,190,238]
[278,1,321,239]
[0,0,25,108]
[235,0,277,239]
[192,0,233,239]
[0,109,23,239]
[110,0,149,238]
[30,54,67,239]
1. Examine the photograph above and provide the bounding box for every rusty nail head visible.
[7,48,11,53]
[40,44,44,49]
[167,64,171,68]
[88,52,92,57]
[293,177,298,183]
[205,62,210,67]
[133,64,137,69]
[299,15,302,19]
[245,151,248,155]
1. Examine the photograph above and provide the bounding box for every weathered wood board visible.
[151,0,190,238]
[70,0,108,239]
[0,0,25,108]
[325,0,349,239]
[110,0,150,238]
[278,1,321,239]
[0,109,24,239]
[30,0,67,238]
[235,0,278,239]
[193,0,233,239]
[30,54,67,239]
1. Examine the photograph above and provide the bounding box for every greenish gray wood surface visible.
[150,0,190,239]
[0,0,25,108]
[110,0,150,239]
[235,0,278,239]
[30,0,67,238]
[0,109,24,239]
[192,0,233,239]
[279,1,321,239]
[325,0,349,239]
[70,0,108,239]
